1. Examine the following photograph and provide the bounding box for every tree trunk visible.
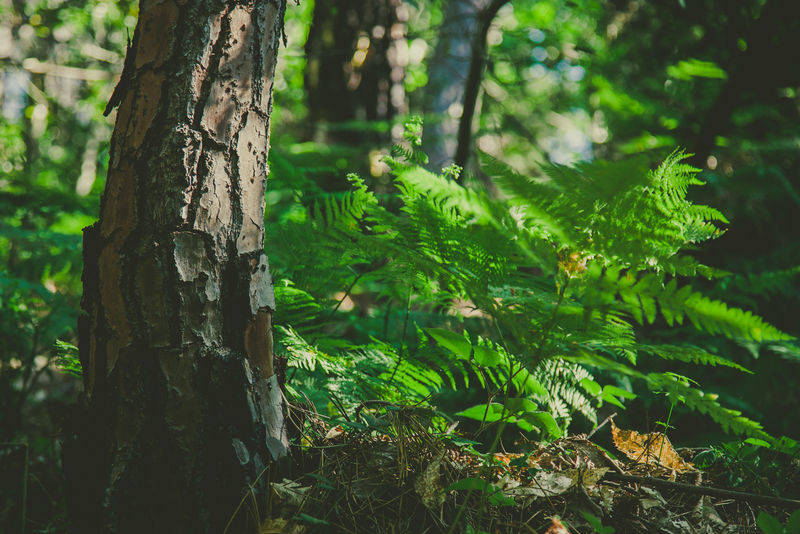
[304,0,405,144]
[423,0,486,172]
[62,1,288,533]
[422,0,507,174]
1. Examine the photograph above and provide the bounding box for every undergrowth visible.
[266,117,799,448]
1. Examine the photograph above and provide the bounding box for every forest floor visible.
[258,405,800,534]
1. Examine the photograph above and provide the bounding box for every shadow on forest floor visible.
[240,403,800,534]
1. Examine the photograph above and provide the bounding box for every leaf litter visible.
[250,403,800,533]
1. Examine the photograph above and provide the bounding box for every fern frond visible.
[311,174,377,231]
[714,266,800,309]
[274,283,323,327]
[680,292,792,342]
[637,344,752,373]
[647,372,770,440]
[267,121,788,441]
[533,358,598,426]
[580,267,793,342]
[278,325,348,375]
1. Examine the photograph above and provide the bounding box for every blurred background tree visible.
[0,1,135,530]
[1,0,798,531]
[304,0,406,142]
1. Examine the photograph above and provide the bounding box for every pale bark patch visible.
[200,5,255,145]
[193,150,233,245]
[236,111,268,254]
[174,231,211,282]
[256,2,280,112]
[248,253,276,314]
[173,231,222,345]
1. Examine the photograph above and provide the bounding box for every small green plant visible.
[757,510,800,534]
[693,436,800,496]
[54,340,82,378]
[580,510,616,534]
[444,477,516,507]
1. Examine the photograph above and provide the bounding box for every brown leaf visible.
[610,419,694,473]
[543,517,571,534]
[563,467,610,488]
[324,425,344,440]
[414,457,446,510]
[493,452,525,465]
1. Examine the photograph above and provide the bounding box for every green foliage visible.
[2,0,798,530]
[445,477,516,507]
[580,510,616,534]
[694,437,800,498]
[54,340,81,378]
[267,119,793,445]
[758,510,800,534]
[0,0,135,442]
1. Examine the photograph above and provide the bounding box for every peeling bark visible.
[63,1,288,533]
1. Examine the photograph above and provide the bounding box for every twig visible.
[603,471,800,509]
[388,289,412,384]
[326,269,363,320]
[587,412,617,439]
[328,392,351,422]
[354,400,395,422]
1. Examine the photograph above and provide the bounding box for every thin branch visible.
[388,289,412,385]
[604,471,800,509]
[586,412,617,439]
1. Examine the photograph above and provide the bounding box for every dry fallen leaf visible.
[324,425,344,440]
[260,518,306,534]
[610,419,694,473]
[544,516,571,534]
[271,478,310,508]
[563,467,610,488]
[493,452,525,465]
[504,470,576,499]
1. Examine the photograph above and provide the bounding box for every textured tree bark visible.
[62,1,288,532]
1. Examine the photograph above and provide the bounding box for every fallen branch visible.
[603,471,800,509]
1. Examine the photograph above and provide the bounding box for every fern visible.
[265,119,792,442]
[635,344,752,373]
[579,266,792,342]
[533,358,597,428]
[646,373,770,440]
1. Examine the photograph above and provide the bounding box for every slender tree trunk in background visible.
[422,0,507,174]
[304,0,406,144]
[62,1,288,532]
[453,0,508,172]
[690,0,800,167]
[423,0,486,172]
